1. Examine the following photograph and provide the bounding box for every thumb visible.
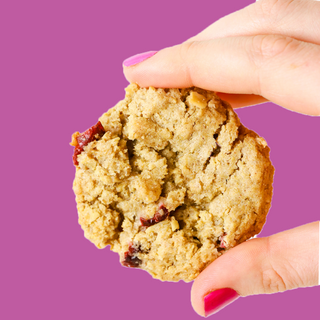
[191,221,319,317]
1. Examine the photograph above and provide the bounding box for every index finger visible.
[123,35,320,116]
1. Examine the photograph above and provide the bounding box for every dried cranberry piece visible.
[140,204,170,227]
[121,243,142,268]
[122,254,141,268]
[72,121,105,166]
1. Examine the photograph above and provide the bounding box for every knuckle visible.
[249,34,297,67]
[179,41,198,85]
[179,40,196,64]
[261,267,287,294]
[260,237,287,294]
[250,0,312,33]
[254,0,296,24]
[310,2,320,35]
[247,34,298,95]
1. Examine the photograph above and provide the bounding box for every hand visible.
[123,0,320,317]
[123,0,320,116]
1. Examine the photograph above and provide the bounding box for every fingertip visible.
[122,50,159,86]
[122,44,195,88]
[191,276,206,317]
[123,51,158,68]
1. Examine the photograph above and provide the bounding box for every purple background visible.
[1,0,319,319]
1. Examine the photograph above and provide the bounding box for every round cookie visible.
[71,84,274,282]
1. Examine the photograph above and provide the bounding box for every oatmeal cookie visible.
[71,84,274,282]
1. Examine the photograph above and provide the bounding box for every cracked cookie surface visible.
[72,84,274,282]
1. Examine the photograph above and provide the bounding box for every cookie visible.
[71,84,274,282]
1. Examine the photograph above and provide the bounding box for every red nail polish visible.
[204,288,239,317]
[123,51,157,67]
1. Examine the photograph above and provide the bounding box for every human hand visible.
[122,0,320,316]
[123,0,320,116]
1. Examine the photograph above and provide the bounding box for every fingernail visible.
[204,288,239,317]
[123,51,157,67]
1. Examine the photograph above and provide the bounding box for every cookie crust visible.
[72,84,274,282]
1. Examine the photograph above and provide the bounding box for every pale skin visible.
[123,0,319,316]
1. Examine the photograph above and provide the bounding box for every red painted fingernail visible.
[204,288,239,317]
[123,51,157,67]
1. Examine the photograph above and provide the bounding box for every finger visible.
[215,93,268,109]
[191,221,319,317]
[188,0,320,45]
[123,35,320,116]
